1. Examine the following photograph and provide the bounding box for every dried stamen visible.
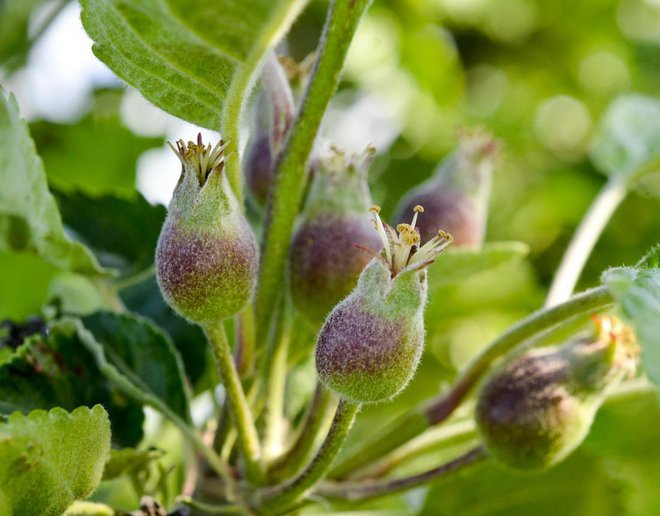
[168,133,226,185]
[370,204,453,276]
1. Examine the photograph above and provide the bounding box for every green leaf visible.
[0,91,109,276]
[0,405,111,516]
[80,311,192,422]
[119,276,209,389]
[590,94,660,181]
[0,320,145,447]
[30,112,162,196]
[79,0,308,130]
[0,252,58,319]
[602,266,660,384]
[427,241,529,290]
[53,189,166,275]
[103,446,165,481]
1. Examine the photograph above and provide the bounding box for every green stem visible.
[269,383,335,481]
[221,1,309,202]
[254,0,372,343]
[71,319,232,483]
[205,321,265,484]
[236,306,257,377]
[352,419,478,480]
[317,446,486,502]
[178,496,243,515]
[546,177,627,307]
[263,308,292,459]
[330,285,614,478]
[257,399,360,513]
[328,409,430,480]
[111,265,155,291]
[213,401,232,454]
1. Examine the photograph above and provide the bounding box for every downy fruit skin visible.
[476,316,637,472]
[315,206,453,403]
[156,136,259,324]
[395,129,497,247]
[290,147,383,325]
[244,53,295,208]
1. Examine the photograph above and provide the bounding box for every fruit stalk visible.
[205,322,264,484]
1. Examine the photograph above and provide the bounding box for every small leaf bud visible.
[289,146,383,325]
[395,129,497,247]
[315,207,453,403]
[156,135,259,324]
[476,316,638,472]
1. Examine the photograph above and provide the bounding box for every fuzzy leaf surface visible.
[0,91,108,276]
[79,0,307,129]
[120,276,208,389]
[30,115,162,196]
[79,312,192,422]
[0,320,144,447]
[0,405,111,516]
[602,266,660,384]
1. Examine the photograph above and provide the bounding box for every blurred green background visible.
[1,0,660,514]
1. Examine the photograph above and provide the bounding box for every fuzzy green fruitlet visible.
[315,206,453,403]
[290,146,383,325]
[156,135,259,324]
[476,316,638,472]
[395,129,497,247]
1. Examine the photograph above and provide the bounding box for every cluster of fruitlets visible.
[154,55,639,514]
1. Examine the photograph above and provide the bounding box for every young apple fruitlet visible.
[156,135,259,324]
[315,206,453,403]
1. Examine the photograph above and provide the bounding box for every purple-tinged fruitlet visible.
[315,206,453,403]
[289,147,383,325]
[156,135,259,324]
[244,53,295,207]
[476,316,638,472]
[395,129,497,247]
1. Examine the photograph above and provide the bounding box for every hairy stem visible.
[318,447,486,502]
[254,0,372,343]
[546,177,627,307]
[263,308,292,459]
[329,409,430,479]
[178,496,242,515]
[205,321,265,483]
[213,401,232,454]
[235,306,257,377]
[269,383,336,481]
[353,419,479,480]
[257,399,360,513]
[331,286,614,477]
[221,0,309,202]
